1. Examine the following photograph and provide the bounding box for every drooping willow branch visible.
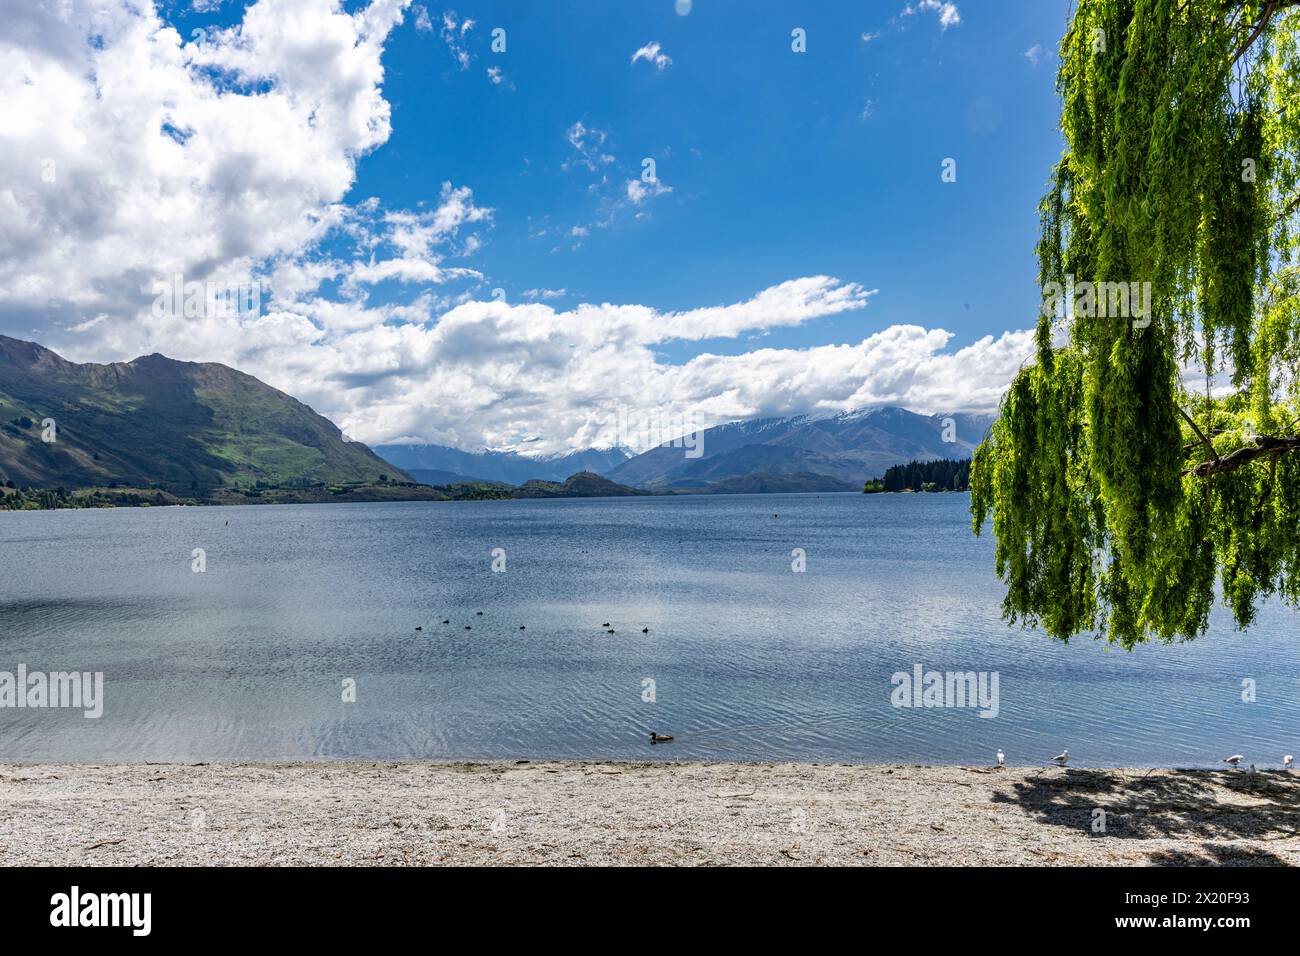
[970,0,1300,646]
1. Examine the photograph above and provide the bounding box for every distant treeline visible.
[864,458,971,493]
[0,487,182,510]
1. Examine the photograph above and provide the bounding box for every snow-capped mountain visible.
[603,406,994,490]
[375,406,993,491]
[373,443,633,485]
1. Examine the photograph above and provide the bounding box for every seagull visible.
[1285,755,1293,770]
[996,750,1005,767]
[1052,750,1069,766]
[1222,754,1243,768]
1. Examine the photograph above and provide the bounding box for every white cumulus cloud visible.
[0,0,1027,460]
[631,41,671,71]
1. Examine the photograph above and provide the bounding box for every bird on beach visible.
[996,750,1005,767]
[1285,755,1294,770]
[649,732,674,743]
[1222,754,1243,768]
[1052,750,1069,766]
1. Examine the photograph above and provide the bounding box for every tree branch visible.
[1178,405,1218,461]
[1229,0,1300,65]
[1185,434,1300,477]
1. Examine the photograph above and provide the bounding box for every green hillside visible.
[0,336,412,497]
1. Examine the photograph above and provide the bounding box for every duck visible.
[649,732,674,743]
[641,627,649,634]
[442,619,450,624]
[519,625,526,630]
[476,611,484,616]
[464,625,472,630]
[606,628,615,634]
[415,626,422,631]
[602,622,610,627]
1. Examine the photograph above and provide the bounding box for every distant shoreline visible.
[1,485,880,511]
[3,760,1293,866]
[861,488,969,494]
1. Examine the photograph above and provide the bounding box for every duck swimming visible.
[649,732,674,743]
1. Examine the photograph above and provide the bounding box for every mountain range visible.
[0,335,406,496]
[375,443,632,485]
[381,407,993,491]
[1,335,994,500]
[604,407,992,490]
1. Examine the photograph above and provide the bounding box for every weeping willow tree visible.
[970,0,1300,647]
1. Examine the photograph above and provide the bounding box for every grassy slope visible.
[0,337,411,496]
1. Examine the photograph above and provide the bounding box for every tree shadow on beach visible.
[991,768,1300,865]
[1145,843,1289,866]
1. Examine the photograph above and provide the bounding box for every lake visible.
[1,493,1296,766]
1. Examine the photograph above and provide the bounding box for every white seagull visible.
[1284,755,1293,770]
[1222,754,1243,768]
[996,750,1005,767]
[1052,749,1069,766]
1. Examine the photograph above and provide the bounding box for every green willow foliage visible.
[971,0,1300,647]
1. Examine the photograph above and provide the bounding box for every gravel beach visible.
[0,761,1296,866]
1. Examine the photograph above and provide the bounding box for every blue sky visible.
[382,0,1069,354]
[3,0,1075,451]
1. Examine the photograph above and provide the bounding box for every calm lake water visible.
[0,493,1297,766]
